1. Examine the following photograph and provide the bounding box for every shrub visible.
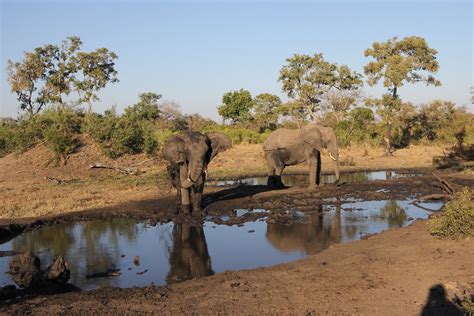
[430,188,474,238]
[83,108,159,158]
[40,107,81,159]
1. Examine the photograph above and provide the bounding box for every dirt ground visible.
[0,141,473,314]
[0,141,446,219]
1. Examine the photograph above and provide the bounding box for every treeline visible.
[1,36,473,161]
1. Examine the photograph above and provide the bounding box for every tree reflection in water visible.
[378,200,407,227]
[167,223,214,283]
[11,218,139,288]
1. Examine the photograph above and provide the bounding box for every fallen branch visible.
[89,163,140,175]
[410,202,444,212]
[431,172,456,194]
[416,194,452,202]
[44,176,75,185]
[131,157,158,167]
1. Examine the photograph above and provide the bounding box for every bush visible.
[430,188,474,238]
[40,108,81,159]
[83,108,159,158]
[0,117,43,156]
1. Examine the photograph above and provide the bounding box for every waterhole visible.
[206,170,422,187]
[0,200,442,290]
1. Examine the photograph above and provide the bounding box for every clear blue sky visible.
[1,0,473,119]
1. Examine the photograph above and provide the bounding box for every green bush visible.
[40,107,81,158]
[430,188,474,238]
[83,108,159,158]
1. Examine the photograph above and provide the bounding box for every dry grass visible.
[0,142,445,219]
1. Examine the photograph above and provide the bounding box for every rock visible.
[9,251,42,288]
[45,256,70,283]
[133,256,141,266]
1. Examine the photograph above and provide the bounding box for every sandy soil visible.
[0,142,445,219]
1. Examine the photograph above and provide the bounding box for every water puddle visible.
[207,170,422,187]
[0,200,442,290]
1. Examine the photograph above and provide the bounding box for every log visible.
[431,172,456,195]
[44,176,74,185]
[89,163,140,175]
[416,194,451,202]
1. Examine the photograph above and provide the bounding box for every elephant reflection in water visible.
[266,206,342,255]
[167,223,213,283]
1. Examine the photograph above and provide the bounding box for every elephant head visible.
[316,125,340,183]
[300,124,340,183]
[162,132,210,189]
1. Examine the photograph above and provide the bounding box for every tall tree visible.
[7,36,118,114]
[217,89,254,124]
[253,93,282,131]
[278,53,362,123]
[364,36,441,155]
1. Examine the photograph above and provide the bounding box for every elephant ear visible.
[162,136,186,164]
[301,124,324,149]
[206,132,232,160]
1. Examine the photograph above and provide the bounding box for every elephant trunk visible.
[181,159,205,189]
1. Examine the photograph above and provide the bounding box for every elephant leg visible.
[180,188,191,214]
[265,151,285,188]
[308,158,317,190]
[274,165,285,188]
[192,173,206,213]
[316,150,321,186]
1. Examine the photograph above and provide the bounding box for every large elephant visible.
[162,131,232,213]
[262,124,340,189]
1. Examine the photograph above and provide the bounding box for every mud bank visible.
[0,219,472,315]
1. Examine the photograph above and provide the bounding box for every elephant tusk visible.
[329,153,337,161]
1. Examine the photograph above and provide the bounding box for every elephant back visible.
[263,128,299,150]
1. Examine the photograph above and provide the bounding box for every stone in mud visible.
[134,256,141,266]
[9,251,42,288]
[45,256,70,283]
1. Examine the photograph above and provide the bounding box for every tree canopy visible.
[217,89,254,124]
[7,36,118,115]
[278,53,362,122]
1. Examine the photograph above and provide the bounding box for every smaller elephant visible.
[262,124,340,189]
[163,131,232,213]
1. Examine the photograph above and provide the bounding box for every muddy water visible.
[0,200,442,290]
[207,170,422,187]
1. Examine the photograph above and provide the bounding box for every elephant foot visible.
[267,176,285,189]
[180,204,191,214]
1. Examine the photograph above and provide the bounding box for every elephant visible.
[166,222,214,284]
[162,131,232,213]
[262,124,340,189]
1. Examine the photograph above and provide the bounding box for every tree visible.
[7,36,118,115]
[253,93,282,131]
[278,53,362,123]
[124,92,162,121]
[364,36,441,155]
[324,88,364,123]
[217,89,254,124]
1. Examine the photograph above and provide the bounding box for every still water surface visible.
[207,170,421,187]
[0,200,441,290]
